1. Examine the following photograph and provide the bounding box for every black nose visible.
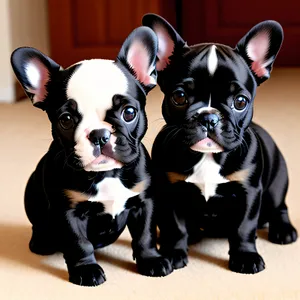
[199,113,219,130]
[88,129,111,147]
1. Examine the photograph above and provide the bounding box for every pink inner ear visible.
[25,58,50,104]
[154,24,175,71]
[127,41,155,85]
[246,31,270,77]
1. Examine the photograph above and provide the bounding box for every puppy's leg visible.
[156,182,200,270]
[264,153,297,244]
[25,172,57,255]
[62,209,106,286]
[158,202,188,270]
[228,188,265,274]
[127,197,173,277]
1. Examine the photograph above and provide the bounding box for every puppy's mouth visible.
[91,153,117,165]
[85,143,123,172]
[85,154,123,172]
[190,137,223,153]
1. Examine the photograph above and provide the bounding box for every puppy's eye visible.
[171,89,188,106]
[59,113,75,130]
[233,95,248,111]
[122,106,137,123]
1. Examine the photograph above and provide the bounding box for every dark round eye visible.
[59,113,75,130]
[122,106,137,123]
[171,89,188,106]
[234,95,248,111]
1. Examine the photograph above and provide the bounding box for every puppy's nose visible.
[199,113,219,130]
[88,129,111,147]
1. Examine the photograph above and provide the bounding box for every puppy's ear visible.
[117,26,158,92]
[142,13,187,71]
[235,21,283,85]
[11,47,61,109]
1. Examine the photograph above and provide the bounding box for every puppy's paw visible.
[229,252,265,274]
[168,249,188,270]
[69,264,106,287]
[136,256,173,277]
[29,235,57,255]
[269,223,298,245]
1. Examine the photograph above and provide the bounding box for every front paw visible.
[229,252,265,274]
[269,223,298,245]
[167,249,188,270]
[69,264,106,286]
[136,256,173,277]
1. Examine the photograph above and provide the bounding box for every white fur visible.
[66,178,140,217]
[67,59,128,171]
[92,178,139,216]
[208,94,211,107]
[196,106,219,115]
[25,62,40,88]
[207,45,218,76]
[186,154,228,201]
[24,59,49,103]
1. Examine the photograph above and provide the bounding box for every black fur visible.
[143,14,297,274]
[11,26,172,286]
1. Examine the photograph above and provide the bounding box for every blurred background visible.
[1,0,300,103]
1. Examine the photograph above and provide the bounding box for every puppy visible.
[143,14,298,274]
[11,26,172,286]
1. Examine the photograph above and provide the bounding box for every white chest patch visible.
[91,178,139,216]
[185,154,228,201]
[66,178,145,217]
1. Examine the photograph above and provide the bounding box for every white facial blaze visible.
[207,45,218,76]
[208,94,211,107]
[66,59,128,171]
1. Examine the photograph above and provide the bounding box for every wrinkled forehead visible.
[187,44,254,88]
[66,59,128,119]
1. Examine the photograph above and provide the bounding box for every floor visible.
[0,68,300,300]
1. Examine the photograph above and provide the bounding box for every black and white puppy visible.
[143,14,298,274]
[11,26,172,286]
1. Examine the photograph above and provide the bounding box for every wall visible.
[0,0,15,103]
[9,0,49,55]
[0,0,49,103]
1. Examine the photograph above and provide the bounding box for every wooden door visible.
[180,0,300,66]
[48,0,177,67]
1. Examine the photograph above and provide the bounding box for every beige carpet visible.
[1,68,300,300]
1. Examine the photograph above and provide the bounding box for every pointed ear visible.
[116,26,158,93]
[11,47,61,109]
[235,21,283,85]
[142,13,187,71]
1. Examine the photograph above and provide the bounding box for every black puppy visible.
[11,26,172,286]
[143,14,298,274]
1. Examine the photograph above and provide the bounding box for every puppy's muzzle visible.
[88,129,111,147]
[199,113,219,131]
[88,129,111,157]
